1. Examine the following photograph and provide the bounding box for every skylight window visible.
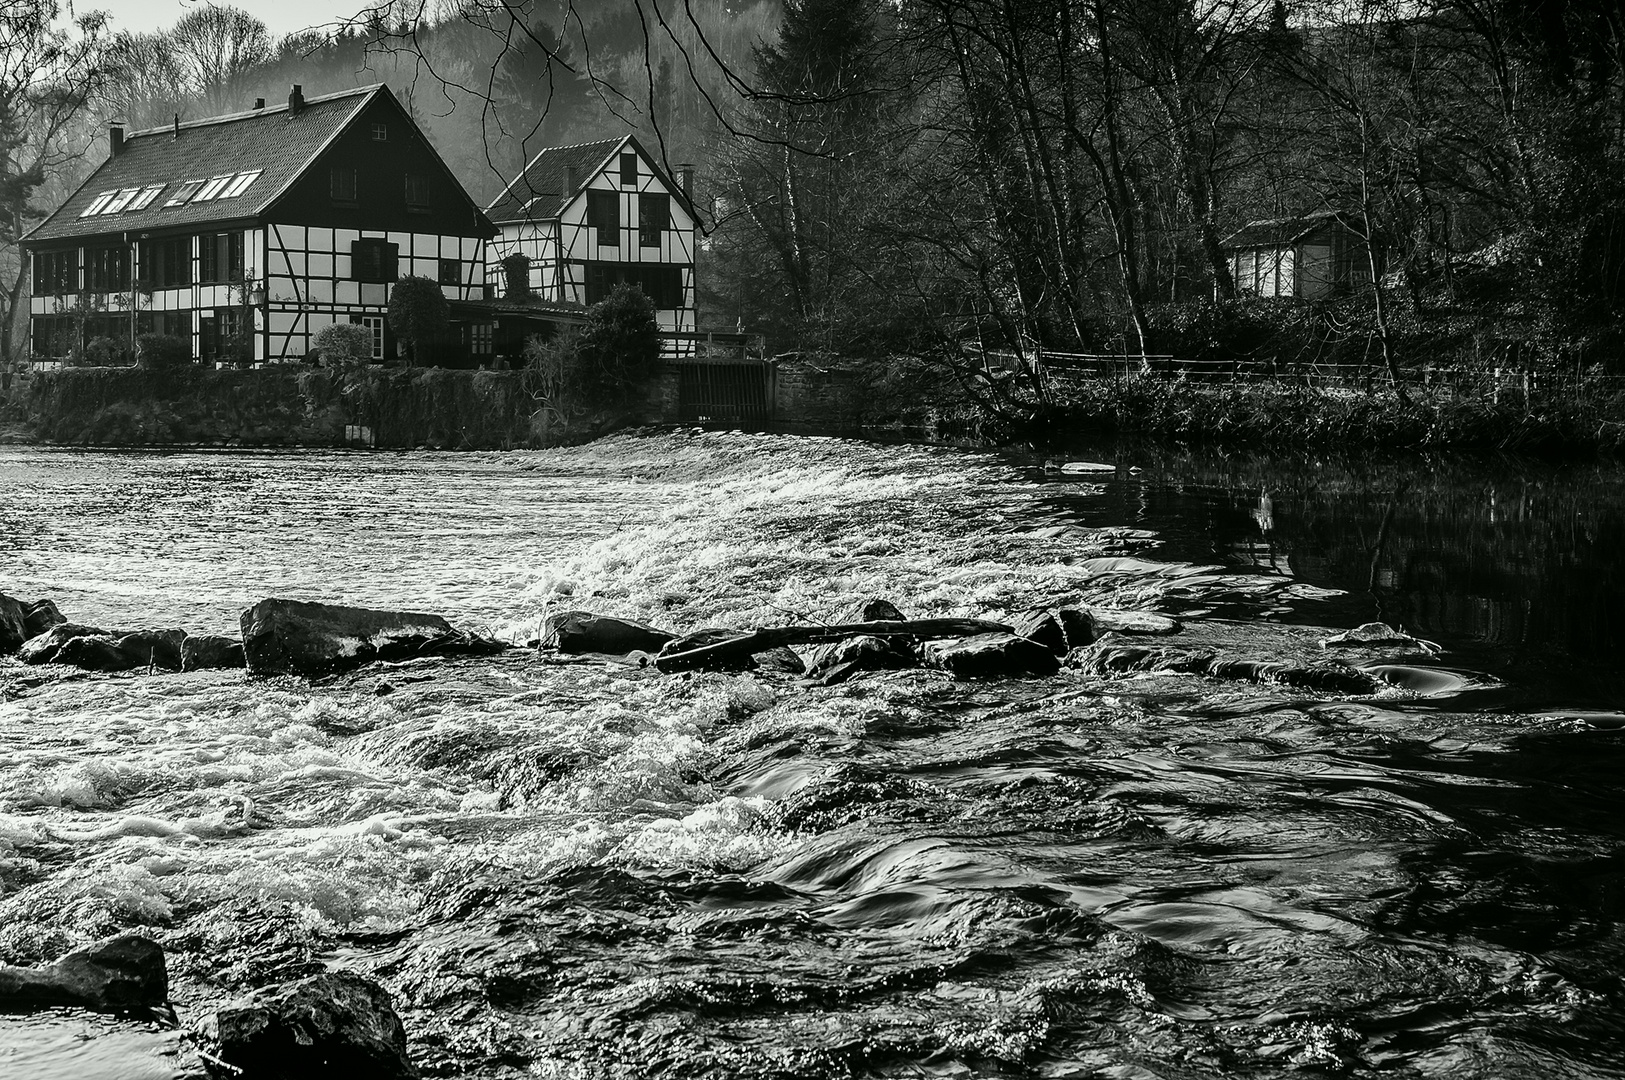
[164,180,203,207]
[102,187,141,214]
[220,170,262,198]
[192,175,233,202]
[80,191,117,217]
[127,184,164,211]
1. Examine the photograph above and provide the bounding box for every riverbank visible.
[6,359,1625,457]
[1,365,640,449]
[1037,375,1625,454]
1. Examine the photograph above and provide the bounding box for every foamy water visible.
[1,432,1622,1079]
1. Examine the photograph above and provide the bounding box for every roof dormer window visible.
[221,170,262,198]
[81,191,117,217]
[127,184,164,211]
[164,180,203,207]
[192,175,233,202]
[102,187,141,214]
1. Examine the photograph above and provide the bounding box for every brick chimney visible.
[562,164,578,200]
[288,84,304,115]
[109,124,124,157]
[677,164,694,201]
[254,97,265,110]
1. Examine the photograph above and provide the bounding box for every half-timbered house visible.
[483,136,697,353]
[22,84,496,366]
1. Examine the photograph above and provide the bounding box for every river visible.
[1,431,1622,1079]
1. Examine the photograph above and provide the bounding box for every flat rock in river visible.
[922,633,1061,678]
[1088,609,1182,635]
[241,599,507,677]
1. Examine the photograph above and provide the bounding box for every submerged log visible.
[654,618,1013,673]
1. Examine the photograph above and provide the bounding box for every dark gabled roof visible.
[485,134,695,224]
[23,86,379,245]
[485,137,624,224]
[1222,210,1363,251]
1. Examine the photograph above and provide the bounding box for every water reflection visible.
[1037,448,1625,705]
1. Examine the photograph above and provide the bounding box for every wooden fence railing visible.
[980,350,1625,398]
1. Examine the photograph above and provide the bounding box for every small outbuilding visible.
[1221,210,1375,299]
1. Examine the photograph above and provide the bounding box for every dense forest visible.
[5,0,1625,393]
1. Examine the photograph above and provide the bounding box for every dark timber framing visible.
[22,83,497,366]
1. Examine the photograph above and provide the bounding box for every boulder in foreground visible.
[922,633,1061,678]
[21,625,189,671]
[241,599,507,677]
[0,595,68,655]
[544,611,675,655]
[182,634,247,671]
[0,934,167,1012]
[196,971,417,1080]
[19,623,108,665]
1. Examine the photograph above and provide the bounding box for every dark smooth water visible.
[1035,447,1625,709]
[2,435,1624,1080]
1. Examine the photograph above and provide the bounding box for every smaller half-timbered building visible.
[484,136,697,352]
[22,84,496,365]
[1222,211,1375,300]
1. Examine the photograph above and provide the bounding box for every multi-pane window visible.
[587,190,619,246]
[85,245,130,292]
[33,250,79,295]
[136,311,186,337]
[467,321,492,356]
[331,167,358,202]
[139,236,191,289]
[200,232,245,284]
[638,194,669,248]
[620,152,637,187]
[372,123,388,141]
[200,307,247,366]
[357,315,385,359]
[351,239,398,283]
[405,173,430,209]
[438,258,461,286]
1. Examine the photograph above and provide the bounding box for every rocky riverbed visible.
[1,431,1621,1079]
